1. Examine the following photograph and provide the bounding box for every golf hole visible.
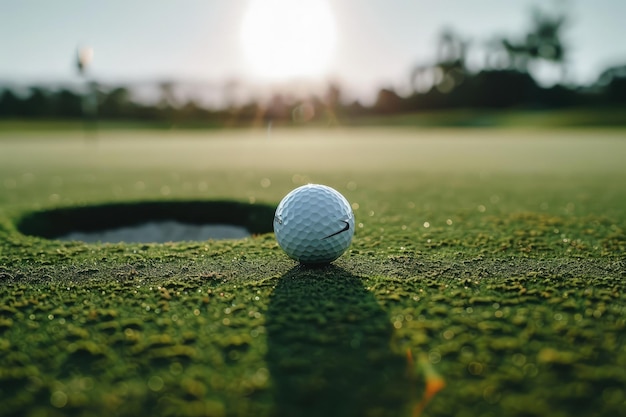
[17,201,276,244]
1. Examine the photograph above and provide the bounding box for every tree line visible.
[1,9,624,126]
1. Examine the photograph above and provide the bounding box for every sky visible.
[2,0,626,104]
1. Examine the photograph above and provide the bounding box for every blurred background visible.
[1,0,625,128]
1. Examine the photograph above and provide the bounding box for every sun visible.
[240,0,337,81]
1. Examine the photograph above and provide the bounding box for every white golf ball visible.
[274,184,355,264]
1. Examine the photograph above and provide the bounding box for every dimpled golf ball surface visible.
[274,184,355,264]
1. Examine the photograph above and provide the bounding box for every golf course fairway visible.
[1,127,624,417]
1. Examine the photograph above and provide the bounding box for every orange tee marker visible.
[406,349,446,417]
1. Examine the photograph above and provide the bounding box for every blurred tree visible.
[265,93,290,123]
[158,81,177,108]
[343,100,368,120]
[222,78,242,109]
[411,29,467,94]
[23,87,51,117]
[179,100,216,123]
[52,89,83,118]
[500,9,567,77]
[465,70,539,108]
[597,65,626,105]
[100,87,132,118]
[323,83,342,124]
[0,89,24,117]
[154,81,178,125]
[373,88,405,114]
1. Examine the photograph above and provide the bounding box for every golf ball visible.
[274,184,355,264]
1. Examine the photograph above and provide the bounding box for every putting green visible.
[0,127,625,417]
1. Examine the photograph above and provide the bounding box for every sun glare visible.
[240,0,337,81]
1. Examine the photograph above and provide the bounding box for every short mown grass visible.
[1,127,625,417]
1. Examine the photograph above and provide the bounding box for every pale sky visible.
[2,0,625,104]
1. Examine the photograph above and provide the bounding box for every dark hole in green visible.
[17,200,276,241]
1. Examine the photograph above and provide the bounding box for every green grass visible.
[348,107,626,128]
[1,127,625,417]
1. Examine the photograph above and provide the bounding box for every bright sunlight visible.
[240,0,337,81]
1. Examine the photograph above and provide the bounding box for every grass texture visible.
[0,127,625,417]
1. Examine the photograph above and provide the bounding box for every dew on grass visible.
[428,349,441,364]
[79,377,94,391]
[147,376,164,392]
[468,361,483,375]
[169,362,183,375]
[483,385,501,404]
[512,353,527,367]
[50,390,68,408]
